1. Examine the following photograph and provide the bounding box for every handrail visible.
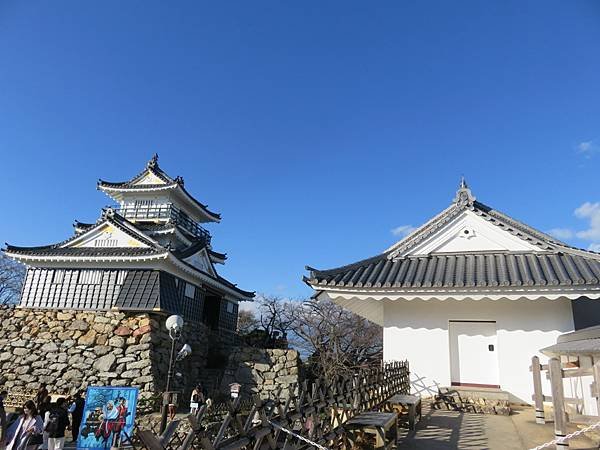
[114,204,211,244]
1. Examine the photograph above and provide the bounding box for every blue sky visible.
[1,1,599,301]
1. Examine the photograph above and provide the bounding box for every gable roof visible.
[97,154,221,223]
[305,180,600,291]
[5,209,167,260]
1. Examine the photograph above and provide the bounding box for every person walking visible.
[5,400,43,450]
[67,393,84,443]
[0,390,8,450]
[44,399,69,450]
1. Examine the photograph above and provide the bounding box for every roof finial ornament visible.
[147,153,159,169]
[453,176,476,208]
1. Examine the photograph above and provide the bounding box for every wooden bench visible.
[387,394,422,430]
[345,412,398,449]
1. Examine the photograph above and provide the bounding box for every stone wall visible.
[220,347,302,399]
[0,307,210,411]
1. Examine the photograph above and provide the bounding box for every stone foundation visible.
[0,306,210,411]
[434,386,511,415]
[220,347,303,399]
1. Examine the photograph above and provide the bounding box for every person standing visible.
[0,390,8,450]
[5,400,43,450]
[44,399,69,450]
[34,387,47,415]
[189,384,205,415]
[37,397,52,450]
[67,393,84,443]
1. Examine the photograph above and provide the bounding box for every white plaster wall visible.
[383,298,574,404]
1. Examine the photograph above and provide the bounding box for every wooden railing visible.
[115,204,211,244]
[136,361,410,450]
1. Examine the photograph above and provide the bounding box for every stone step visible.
[435,386,511,415]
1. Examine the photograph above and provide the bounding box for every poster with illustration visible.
[77,386,139,450]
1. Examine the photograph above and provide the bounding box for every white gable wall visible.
[382,297,574,403]
[184,248,215,276]
[405,210,543,256]
[66,224,150,248]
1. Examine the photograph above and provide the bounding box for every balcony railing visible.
[115,204,211,244]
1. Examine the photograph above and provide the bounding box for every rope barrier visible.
[529,420,600,450]
[268,419,330,450]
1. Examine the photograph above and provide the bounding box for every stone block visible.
[93,346,112,356]
[78,330,97,346]
[41,342,58,353]
[93,353,116,372]
[63,369,83,381]
[121,369,141,379]
[69,320,89,331]
[114,326,132,336]
[109,336,125,348]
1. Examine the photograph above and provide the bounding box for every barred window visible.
[52,270,65,284]
[79,270,103,285]
[226,301,234,313]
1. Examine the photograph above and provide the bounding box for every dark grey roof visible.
[306,182,600,291]
[209,249,227,262]
[307,252,600,289]
[97,155,221,221]
[4,210,164,257]
[3,247,163,258]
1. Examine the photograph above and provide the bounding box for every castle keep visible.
[1,155,254,398]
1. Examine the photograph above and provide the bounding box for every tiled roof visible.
[4,210,164,258]
[306,252,600,289]
[306,182,600,292]
[97,155,221,221]
[3,246,163,258]
[209,249,227,262]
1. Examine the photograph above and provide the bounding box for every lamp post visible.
[159,314,191,434]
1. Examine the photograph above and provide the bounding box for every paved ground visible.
[397,402,599,450]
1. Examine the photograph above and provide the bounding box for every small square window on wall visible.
[184,282,196,299]
[226,301,234,313]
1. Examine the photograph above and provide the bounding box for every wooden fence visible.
[531,355,600,449]
[137,360,410,450]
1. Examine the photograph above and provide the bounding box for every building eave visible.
[310,282,600,302]
[167,253,254,301]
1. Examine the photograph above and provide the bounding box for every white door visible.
[449,321,500,388]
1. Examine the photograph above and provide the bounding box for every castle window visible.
[79,270,102,285]
[52,270,65,284]
[226,301,234,313]
[184,282,196,299]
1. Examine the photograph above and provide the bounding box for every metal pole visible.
[159,331,178,434]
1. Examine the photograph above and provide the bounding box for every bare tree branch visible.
[0,254,25,305]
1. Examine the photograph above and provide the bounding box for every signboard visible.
[77,386,139,450]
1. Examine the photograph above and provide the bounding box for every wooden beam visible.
[549,357,569,449]
[532,356,546,424]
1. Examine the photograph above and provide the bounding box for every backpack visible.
[45,410,60,434]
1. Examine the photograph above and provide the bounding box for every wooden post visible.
[532,356,546,424]
[549,357,569,449]
[592,359,600,415]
